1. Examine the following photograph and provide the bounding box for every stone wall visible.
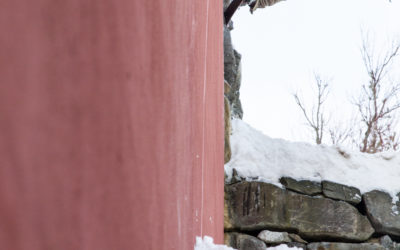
[222,1,400,249]
[224,179,400,249]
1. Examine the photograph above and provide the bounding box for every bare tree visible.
[294,73,330,144]
[355,34,400,153]
[328,121,355,146]
[372,118,399,151]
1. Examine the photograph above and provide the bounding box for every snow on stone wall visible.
[224,119,400,249]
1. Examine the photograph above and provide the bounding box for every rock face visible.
[223,0,243,119]
[223,26,243,119]
[363,190,400,237]
[224,95,231,163]
[280,177,322,196]
[225,233,267,250]
[225,182,374,241]
[322,181,362,205]
[307,242,386,250]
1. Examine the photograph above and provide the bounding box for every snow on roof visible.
[225,119,400,200]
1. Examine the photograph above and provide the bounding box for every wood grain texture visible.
[0,1,224,249]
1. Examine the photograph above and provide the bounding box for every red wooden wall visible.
[0,1,224,249]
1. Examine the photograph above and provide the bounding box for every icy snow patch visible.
[267,245,303,250]
[194,236,301,250]
[225,119,400,202]
[194,236,235,250]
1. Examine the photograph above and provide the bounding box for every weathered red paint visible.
[0,1,223,249]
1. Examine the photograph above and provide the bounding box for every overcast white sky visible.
[231,0,400,143]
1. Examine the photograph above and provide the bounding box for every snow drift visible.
[225,119,400,200]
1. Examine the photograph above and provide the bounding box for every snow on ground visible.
[194,236,234,250]
[194,236,301,250]
[225,119,400,201]
[266,245,302,250]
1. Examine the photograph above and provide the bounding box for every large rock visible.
[225,233,267,250]
[322,181,362,205]
[363,190,400,237]
[307,242,385,250]
[225,182,374,241]
[280,177,322,196]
